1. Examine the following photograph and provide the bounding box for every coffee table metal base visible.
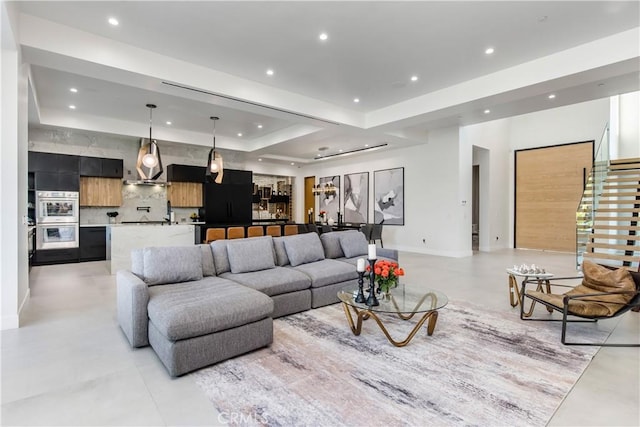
[341,303,438,347]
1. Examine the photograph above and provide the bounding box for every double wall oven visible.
[36,191,79,250]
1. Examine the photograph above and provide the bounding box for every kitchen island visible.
[107,223,201,274]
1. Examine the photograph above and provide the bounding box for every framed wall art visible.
[373,167,404,225]
[318,175,340,222]
[343,172,369,224]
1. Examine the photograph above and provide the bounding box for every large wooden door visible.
[304,176,315,223]
[515,141,593,252]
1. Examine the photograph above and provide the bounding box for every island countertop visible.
[107,223,200,274]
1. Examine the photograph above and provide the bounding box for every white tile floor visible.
[2,250,638,426]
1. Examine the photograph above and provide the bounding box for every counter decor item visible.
[106,211,119,224]
[318,210,326,223]
[367,259,404,294]
[190,212,199,222]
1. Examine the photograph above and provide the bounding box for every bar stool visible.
[247,226,264,237]
[265,225,281,237]
[205,228,225,243]
[227,227,245,239]
[283,224,298,236]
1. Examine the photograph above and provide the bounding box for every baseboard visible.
[395,245,473,258]
[2,288,30,330]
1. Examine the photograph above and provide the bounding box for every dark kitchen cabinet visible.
[56,154,79,173]
[34,248,79,265]
[80,156,123,178]
[79,227,106,261]
[167,164,206,183]
[204,169,252,224]
[28,152,50,172]
[34,171,79,191]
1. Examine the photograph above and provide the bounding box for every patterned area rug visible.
[192,302,610,426]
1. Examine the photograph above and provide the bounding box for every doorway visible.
[304,176,315,224]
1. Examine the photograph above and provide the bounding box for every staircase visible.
[577,158,640,270]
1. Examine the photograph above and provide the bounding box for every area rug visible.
[192,302,610,426]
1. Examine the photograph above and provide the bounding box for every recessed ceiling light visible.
[484,109,491,114]
[68,105,76,110]
[410,76,418,82]
[316,153,321,157]
[548,94,556,99]
[339,149,343,153]
[364,144,369,147]
[266,69,274,76]
[319,33,328,41]
[258,158,262,162]
[237,133,243,137]
[166,121,172,125]
[290,162,295,166]
[108,17,119,26]
[257,124,263,129]
[69,87,78,93]
[353,98,360,103]
[485,47,495,55]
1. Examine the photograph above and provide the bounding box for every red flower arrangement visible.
[366,260,405,293]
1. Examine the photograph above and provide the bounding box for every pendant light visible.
[206,116,224,184]
[136,104,163,180]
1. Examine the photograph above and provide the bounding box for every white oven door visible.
[36,224,79,250]
[37,196,79,223]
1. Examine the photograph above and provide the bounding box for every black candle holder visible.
[355,271,366,303]
[365,258,379,306]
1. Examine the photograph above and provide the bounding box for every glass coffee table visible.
[337,285,448,347]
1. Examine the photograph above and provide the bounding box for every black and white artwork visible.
[319,175,340,223]
[343,172,368,224]
[374,167,404,225]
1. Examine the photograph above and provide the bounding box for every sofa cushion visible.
[147,277,273,341]
[291,259,359,288]
[339,230,368,258]
[227,236,276,274]
[320,232,345,259]
[210,240,230,275]
[221,267,311,296]
[198,244,216,277]
[272,236,290,266]
[143,246,203,286]
[283,232,325,267]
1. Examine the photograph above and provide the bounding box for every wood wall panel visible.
[515,142,593,252]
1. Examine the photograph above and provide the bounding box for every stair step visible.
[596,200,640,205]
[588,233,640,241]
[606,170,640,177]
[609,162,640,170]
[591,224,640,231]
[597,207,640,213]
[603,184,640,190]
[600,192,640,198]
[594,216,639,222]
[610,157,640,165]
[606,176,640,183]
[583,252,640,263]
[587,242,640,252]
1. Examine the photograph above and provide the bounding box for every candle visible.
[368,244,376,260]
[356,258,365,272]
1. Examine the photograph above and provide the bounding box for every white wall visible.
[617,91,639,159]
[296,126,471,257]
[1,1,29,330]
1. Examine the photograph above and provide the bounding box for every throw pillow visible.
[272,236,290,266]
[320,232,345,259]
[227,236,276,273]
[339,230,368,258]
[210,240,230,275]
[143,246,203,286]
[283,232,325,267]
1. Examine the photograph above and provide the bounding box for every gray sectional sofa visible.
[117,230,398,376]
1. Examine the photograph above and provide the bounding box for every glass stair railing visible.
[576,124,610,269]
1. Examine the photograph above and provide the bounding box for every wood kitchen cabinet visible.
[167,182,203,207]
[80,177,122,206]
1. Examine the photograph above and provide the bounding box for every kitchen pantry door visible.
[515,141,593,252]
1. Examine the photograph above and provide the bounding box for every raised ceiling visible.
[12,1,640,164]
